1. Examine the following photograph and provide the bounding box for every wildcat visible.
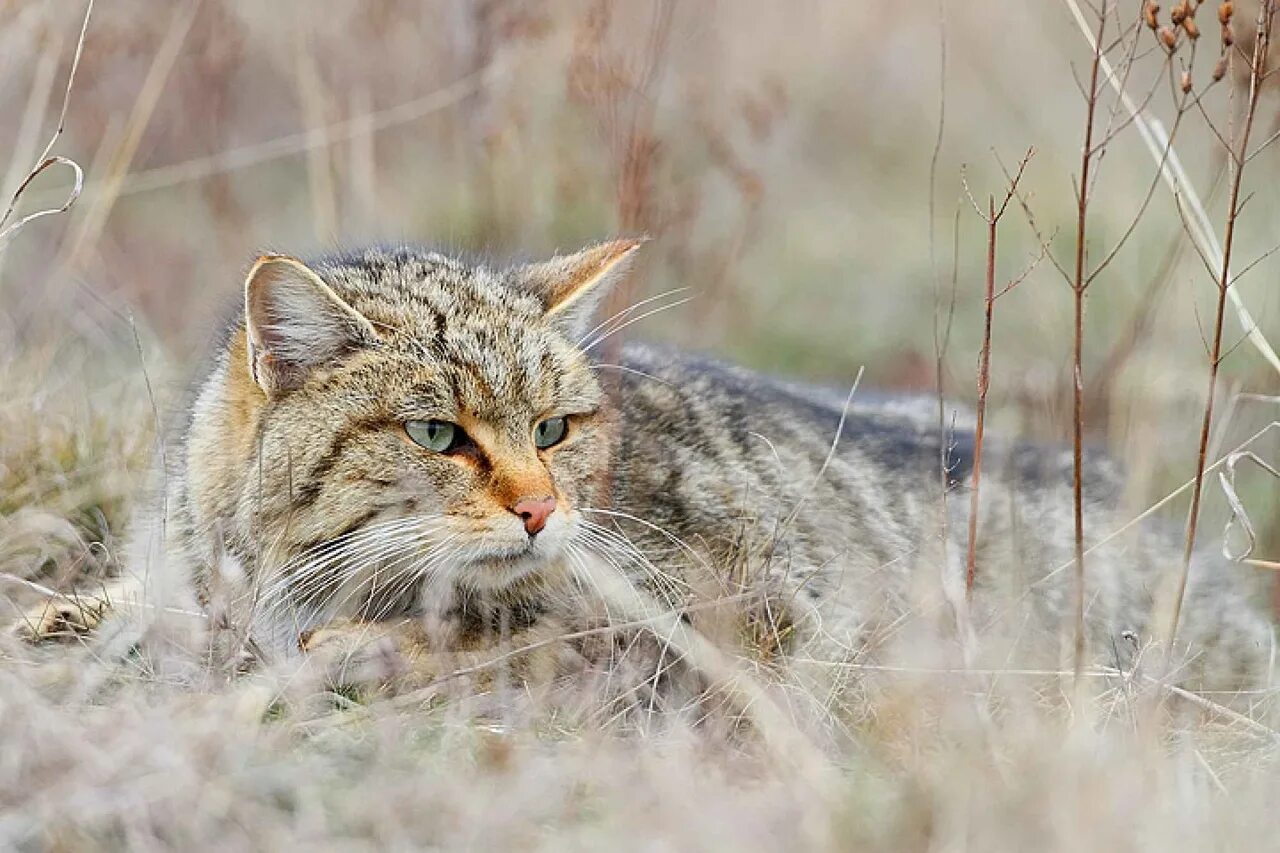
[21,240,1276,699]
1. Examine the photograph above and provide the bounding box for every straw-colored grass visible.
[3,1,1280,849]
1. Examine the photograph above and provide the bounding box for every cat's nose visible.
[512,496,556,536]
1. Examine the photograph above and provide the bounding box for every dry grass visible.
[4,1,1280,849]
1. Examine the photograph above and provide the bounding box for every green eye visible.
[405,419,463,452]
[534,416,568,449]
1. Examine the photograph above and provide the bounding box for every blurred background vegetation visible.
[2,0,1279,598]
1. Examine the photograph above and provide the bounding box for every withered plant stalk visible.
[1166,2,1274,661]
[929,0,957,588]
[1067,1,1109,684]
[1047,0,1210,684]
[963,149,1034,599]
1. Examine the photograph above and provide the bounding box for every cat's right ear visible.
[243,255,377,396]
[514,238,644,340]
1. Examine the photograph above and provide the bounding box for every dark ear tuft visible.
[243,255,376,395]
[514,238,644,340]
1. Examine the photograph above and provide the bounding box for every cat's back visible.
[611,343,970,492]
[602,344,980,588]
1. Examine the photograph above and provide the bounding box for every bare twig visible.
[935,208,960,515]
[1218,451,1280,564]
[0,158,83,252]
[1088,225,1184,407]
[24,67,500,208]
[1165,3,1274,667]
[929,0,960,614]
[1067,0,1109,686]
[960,148,1035,600]
[1061,0,1280,376]
[61,0,201,270]
[0,0,93,251]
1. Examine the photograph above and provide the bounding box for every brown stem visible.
[966,199,997,598]
[931,0,955,553]
[961,148,1034,599]
[1165,5,1273,663]
[1069,0,1108,685]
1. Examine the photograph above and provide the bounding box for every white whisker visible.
[260,516,440,600]
[270,531,432,611]
[574,523,690,597]
[575,287,691,350]
[564,542,615,625]
[579,508,712,574]
[588,362,676,387]
[305,532,457,622]
[580,296,694,353]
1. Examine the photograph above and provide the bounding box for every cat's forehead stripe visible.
[301,250,581,422]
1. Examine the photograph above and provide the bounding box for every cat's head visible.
[195,241,639,604]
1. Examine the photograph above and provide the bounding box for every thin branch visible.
[993,239,1048,300]
[1089,224,1184,398]
[993,151,1065,283]
[1005,184,1072,285]
[929,0,962,630]
[1084,94,1191,286]
[961,147,1035,600]
[0,0,93,249]
[1231,241,1280,284]
[1066,0,1108,687]
[1165,2,1274,672]
[1172,192,1222,278]
[1088,17,1158,159]
[1219,322,1262,366]
[0,157,83,252]
[1061,0,1280,376]
[26,65,500,208]
[1192,87,1236,154]
[1245,123,1280,162]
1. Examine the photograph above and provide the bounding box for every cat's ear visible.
[515,238,643,340]
[243,255,377,395]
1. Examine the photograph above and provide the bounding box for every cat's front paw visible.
[298,619,421,692]
[13,593,111,642]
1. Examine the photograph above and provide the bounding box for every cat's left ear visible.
[514,238,643,340]
[243,255,377,396]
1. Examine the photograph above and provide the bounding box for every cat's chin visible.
[451,519,574,593]
[455,546,560,593]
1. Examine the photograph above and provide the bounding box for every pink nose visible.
[512,496,556,536]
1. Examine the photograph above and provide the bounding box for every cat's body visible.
[27,242,1274,697]
[610,346,1272,687]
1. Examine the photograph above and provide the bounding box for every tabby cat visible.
[24,240,1275,697]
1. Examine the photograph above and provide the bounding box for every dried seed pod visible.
[1171,2,1188,24]
[1184,16,1200,38]
[1145,1,1161,29]
[1180,70,1194,92]
[1213,55,1228,80]
[1222,21,1234,46]
[1218,1,1233,24]
[1159,25,1179,49]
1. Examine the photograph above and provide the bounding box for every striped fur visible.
[138,241,1274,693]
